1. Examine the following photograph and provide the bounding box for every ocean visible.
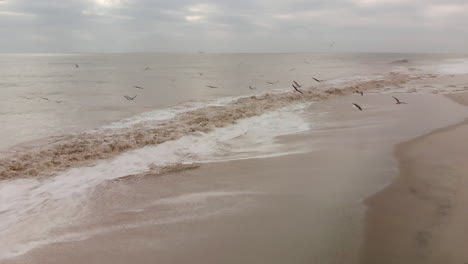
[1,52,468,262]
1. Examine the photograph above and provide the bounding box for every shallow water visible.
[1,52,468,261]
[2,52,463,151]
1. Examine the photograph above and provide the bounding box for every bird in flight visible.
[249,86,256,90]
[124,95,137,101]
[40,97,50,101]
[266,81,279,85]
[54,100,66,104]
[293,81,302,87]
[292,84,303,94]
[206,85,218,89]
[352,103,363,111]
[392,96,407,104]
[75,64,79,68]
[312,77,321,83]
[199,73,204,76]
[133,85,144,90]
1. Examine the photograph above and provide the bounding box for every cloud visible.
[0,0,467,53]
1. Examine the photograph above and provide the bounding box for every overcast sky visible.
[0,0,467,53]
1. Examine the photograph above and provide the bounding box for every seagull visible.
[293,81,302,87]
[312,77,321,83]
[249,86,256,90]
[206,85,218,89]
[133,85,144,90]
[352,103,363,111]
[292,84,303,94]
[355,90,363,96]
[40,97,50,101]
[123,95,137,101]
[75,64,79,68]
[392,96,407,104]
[266,81,279,85]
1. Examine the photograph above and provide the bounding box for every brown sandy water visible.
[5,92,468,264]
[0,72,414,181]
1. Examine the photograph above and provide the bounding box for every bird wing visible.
[392,96,400,103]
[353,103,362,111]
[312,77,321,83]
[292,85,303,94]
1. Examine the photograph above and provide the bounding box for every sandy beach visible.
[5,85,468,263]
[362,92,468,264]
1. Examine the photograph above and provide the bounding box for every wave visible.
[0,71,427,259]
[0,72,415,182]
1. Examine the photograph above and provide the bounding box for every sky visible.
[0,0,467,53]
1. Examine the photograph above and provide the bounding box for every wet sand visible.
[361,92,468,264]
[5,91,468,264]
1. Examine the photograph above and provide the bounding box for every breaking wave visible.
[0,71,423,259]
[0,72,415,182]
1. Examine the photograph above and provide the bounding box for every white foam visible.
[0,103,312,259]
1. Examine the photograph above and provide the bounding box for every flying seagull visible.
[133,85,144,90]
[352,103,363,111]
[206,85,218,89]
[355,90,363,96]
[40,97,50,101]
[392,96,407,104]
[249,86,256,90]
[124,95,137,101]
[293,81,302,87]
[266,81,279,85]
[312,77,321,83]
[292,84,303,94]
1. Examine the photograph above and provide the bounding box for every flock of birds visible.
[289,77,407,111]
[20,48,409,111]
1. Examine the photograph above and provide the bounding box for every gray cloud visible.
[0,0,467,53]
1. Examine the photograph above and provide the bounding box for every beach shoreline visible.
[5,90,468,263]
[361,92,468,264]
